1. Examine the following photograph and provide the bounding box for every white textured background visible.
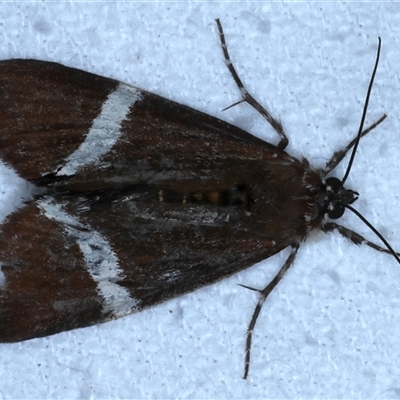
[1,2,400,399]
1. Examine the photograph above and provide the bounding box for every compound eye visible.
[325,177,346,219]
[325,176,342,192]
[327,204,345,219]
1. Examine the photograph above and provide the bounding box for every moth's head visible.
[324,176,358,220]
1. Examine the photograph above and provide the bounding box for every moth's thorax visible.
[248,160,325,242]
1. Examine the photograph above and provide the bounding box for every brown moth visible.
[0,20,397,379]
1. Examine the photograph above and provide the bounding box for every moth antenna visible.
[341,37,381,185]
[322,37,400,265]
[345,205,400,264]
[215,18,288,149]
[243,244,299,380]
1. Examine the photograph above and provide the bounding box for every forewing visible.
[0,60,300,341]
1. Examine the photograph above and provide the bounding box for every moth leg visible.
[322,114,387,175]
[215,18,288,150]
[323,222,400,257]
[242,243,299,379]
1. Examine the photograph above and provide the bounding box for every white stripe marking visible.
[38,197,138,317]
[0,265,5,288]
[57,83,142,176]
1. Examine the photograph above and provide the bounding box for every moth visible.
[0,20,398,379]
